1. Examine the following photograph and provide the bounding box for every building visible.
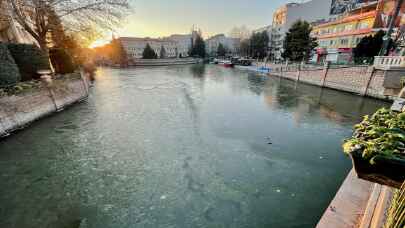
[205,34,240,56]
[0,1,37,45]
[311,0,405,64]
[118,37,179,60]
[270,0,333,60]
[167,34,192,58]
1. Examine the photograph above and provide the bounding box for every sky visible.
[91,0,294,47]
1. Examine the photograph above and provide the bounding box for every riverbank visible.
[129,58,202,66]
[241,62,405,100]
[0,71,89,137]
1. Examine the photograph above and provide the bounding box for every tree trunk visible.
[38,37,49,54]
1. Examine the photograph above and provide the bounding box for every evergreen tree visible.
[353,30,385,64]
[282,20,317,62]
[190,34,206,58]
[217,43,227,57]
[250,31,269,59]
[159,45,166,58]
[239,39,251,57]
[142,43,158,59]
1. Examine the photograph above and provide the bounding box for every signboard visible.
[330,0,369,15]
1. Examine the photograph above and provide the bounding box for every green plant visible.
[0,80,42,96]
[189,33,206,58]
[7,43,50,81]
[142,43,158,59]
[283,20,317,62]
[49,48,76,74]
[353,30,386,64]
[343,108,405,164]
[0,43,21,87]
[217,43,227,57]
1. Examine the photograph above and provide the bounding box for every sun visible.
[89,39,111,48]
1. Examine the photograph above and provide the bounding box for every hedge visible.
[0,43,21,87]
[49,48,76,74]
[7,43,50,81]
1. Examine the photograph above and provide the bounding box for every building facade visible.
[270,0,333,60]
[311,0,405,64]
[118,37,179,60]
[205,34,240,56]
[168,34,192,58]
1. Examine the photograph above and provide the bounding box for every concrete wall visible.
[0,72,89,137]
[271,64,391,100]
[130,58,202,66]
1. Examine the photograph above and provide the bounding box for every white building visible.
[205,34,240,56]
[168,34,192,58]
[118,33,196,60]
[270,0,333,60]
[118,37,178,60]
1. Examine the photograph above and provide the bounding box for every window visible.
[357,21,369,29]
[340,38,349,45]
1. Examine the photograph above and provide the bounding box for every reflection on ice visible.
[0,65,388,228]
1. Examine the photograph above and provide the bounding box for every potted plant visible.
[343,108,405,189]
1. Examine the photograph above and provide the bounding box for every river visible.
[0,64,389,228]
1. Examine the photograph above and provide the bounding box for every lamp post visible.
[379,0,404,56]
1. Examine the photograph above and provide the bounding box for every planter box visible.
[350,150,405,189]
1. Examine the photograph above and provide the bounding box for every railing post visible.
[296,61,304,82]
[320,61,330,87]
[361,66,375,96]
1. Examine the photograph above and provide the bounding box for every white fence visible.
[374,56,405,69]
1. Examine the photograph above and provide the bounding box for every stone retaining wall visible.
[130,58,202,66]
[0,72,89,137]
[271,64,391,100]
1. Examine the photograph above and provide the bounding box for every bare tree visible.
[228,25,251,41]
[7,0,130,52]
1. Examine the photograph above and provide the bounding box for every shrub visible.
[0,43,21,87]
[49,48,76,74]
[343,108,405,164]
[142,43,158,59]
[7,43,50,81]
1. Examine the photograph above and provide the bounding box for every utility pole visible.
[379,0,404,56]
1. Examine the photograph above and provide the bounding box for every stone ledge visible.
[316,169,374,228]
[317,169,394,228]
